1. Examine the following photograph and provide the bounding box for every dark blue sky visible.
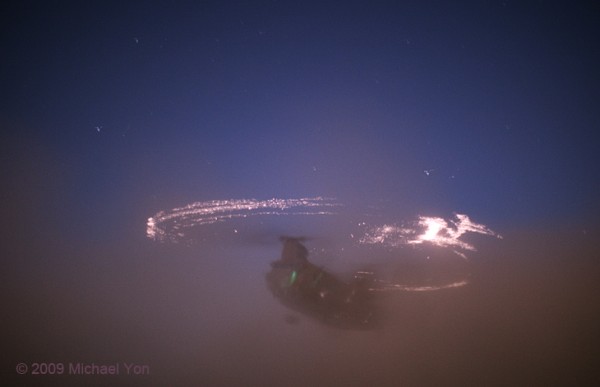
[2,1,599,240]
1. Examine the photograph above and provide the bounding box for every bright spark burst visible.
[359,214,501,259]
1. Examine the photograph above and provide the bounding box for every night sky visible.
[3,1,599,232]
[2,1,600,385]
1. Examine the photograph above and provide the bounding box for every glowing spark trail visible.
[147,197,340,242]
[146,199,501,293]
[370,280,469,292]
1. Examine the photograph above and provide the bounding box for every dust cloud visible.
[3,204,599,386]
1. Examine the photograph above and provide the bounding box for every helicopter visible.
[265,237,381,330]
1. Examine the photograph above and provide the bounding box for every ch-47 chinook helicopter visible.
[266,237,381,330]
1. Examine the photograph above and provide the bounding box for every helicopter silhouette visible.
[266,237,381,329]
